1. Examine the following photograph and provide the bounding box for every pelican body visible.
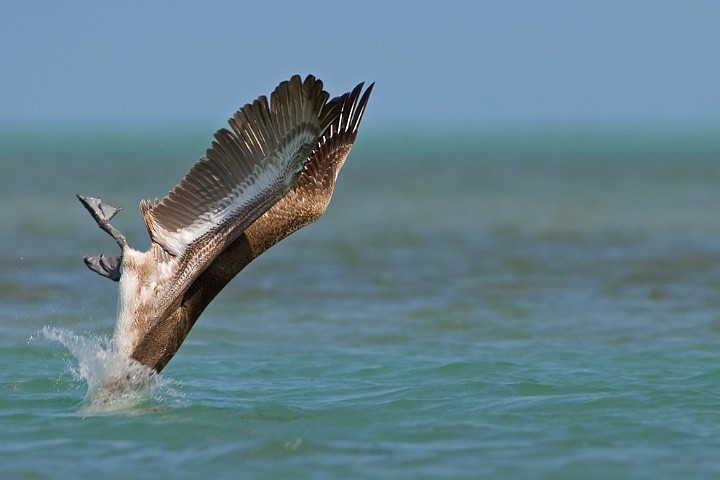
[79,75,372,373]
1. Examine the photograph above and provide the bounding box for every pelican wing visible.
[187,81,374,317]
[140,75,335,257]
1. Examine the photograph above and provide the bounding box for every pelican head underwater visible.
[77,75,373,376]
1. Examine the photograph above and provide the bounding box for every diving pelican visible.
[78,75,372,374]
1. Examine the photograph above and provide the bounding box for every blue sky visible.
[2,1,719,130]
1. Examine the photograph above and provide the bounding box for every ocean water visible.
[1,128,720,478]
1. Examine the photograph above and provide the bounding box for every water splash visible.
[42,326,184,414]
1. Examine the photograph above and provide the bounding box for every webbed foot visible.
[77,194,128,249]
[83,254,122,282]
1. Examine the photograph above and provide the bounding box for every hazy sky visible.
[2,1,719,130]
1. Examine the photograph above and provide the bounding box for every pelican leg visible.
[83,254,122,281]
[76,194,128,249]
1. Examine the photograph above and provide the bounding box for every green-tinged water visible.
[2,129,720,478]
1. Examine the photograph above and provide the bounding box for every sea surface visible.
[1,128,720,479]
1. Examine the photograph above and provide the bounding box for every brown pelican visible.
[78,75,372,374]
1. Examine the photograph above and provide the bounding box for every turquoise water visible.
[2,129,720,478]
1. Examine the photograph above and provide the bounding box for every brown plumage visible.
[79,75,373,373]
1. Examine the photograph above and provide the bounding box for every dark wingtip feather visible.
[296,80,373,193]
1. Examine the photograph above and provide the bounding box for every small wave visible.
[42,326,184,414]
